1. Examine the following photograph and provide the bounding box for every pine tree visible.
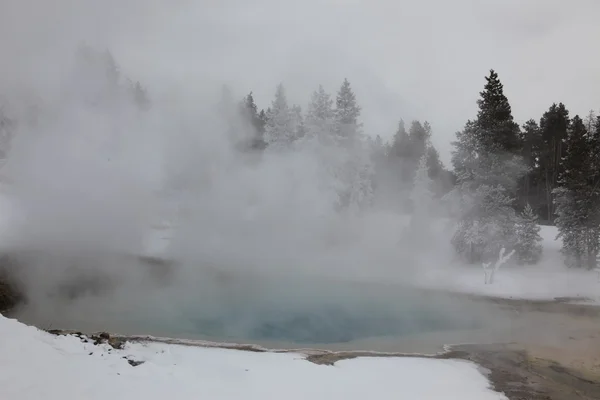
[519,119,541,211]
[334,78,362,146]
[264,83,294,147]
[515,204,543,264]
[291,104,306,141]
[332,79,373,212]
[451,184,518,263]
[449,70,527,263]
[539,103,570,221]
[554,116,597,268]
[305,85,335,142]
[390,119,411,158]
[425,146,443,180]
[476,69,521,154]
[238,92,267,150]
[408,120,430,161]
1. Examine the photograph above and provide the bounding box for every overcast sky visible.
[2,0,600,164]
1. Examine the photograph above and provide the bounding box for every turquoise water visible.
[128,276,484,344]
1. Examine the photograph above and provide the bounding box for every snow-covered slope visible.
[0,314,506,400]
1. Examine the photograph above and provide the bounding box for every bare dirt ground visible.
[299,297,600,400]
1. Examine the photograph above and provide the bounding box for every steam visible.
[0,0,547,343]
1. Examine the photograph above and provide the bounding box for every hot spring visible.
[12,265,491,347]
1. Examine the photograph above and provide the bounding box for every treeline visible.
[1,45,599,269]
[450,69,599,269]
[222,81,454,211]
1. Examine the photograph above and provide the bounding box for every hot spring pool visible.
[100,275,486,345]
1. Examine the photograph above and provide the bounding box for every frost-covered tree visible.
[333,79,373,211]
[305,85,335,142]
[334,78,362,146]
[451,183,519,263]
[449,71,527,263]
[515,204,543,264]
[264,83,294,147]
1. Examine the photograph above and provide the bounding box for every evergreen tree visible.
[449,70,527,263]
[390,119,411,158]
[264,83,294,147]
[451,183,519,263]
[425,145,443,180]
[515,204,543,264]
[332,79,373,212]
[519,119,542,211]
[476,69,521,154]
[239,92,267,150]
[291,104,306,141]
[554,116,597,268]
[305,85,335,142]
[334,78,362,145]
[539,103,570,220]
[408,120,430,161]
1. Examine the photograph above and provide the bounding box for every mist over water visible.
[0,0,523,345]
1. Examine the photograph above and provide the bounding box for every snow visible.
[0,314,506,400]
[418,224,600,303]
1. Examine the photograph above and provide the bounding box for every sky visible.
[2,0,600,164]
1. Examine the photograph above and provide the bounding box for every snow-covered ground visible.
[138,213,600,303]
[0,314,506,400]
[416,225,600,303]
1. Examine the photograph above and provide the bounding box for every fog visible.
[0,0,597,344]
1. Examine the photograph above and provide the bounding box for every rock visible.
[127,359,145,367]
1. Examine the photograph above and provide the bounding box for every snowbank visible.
[0,314,506,400]
[418,225,600,302]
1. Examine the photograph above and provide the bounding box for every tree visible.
[518,119,542,211]
[554,116,597,268]
[449,70,526,263]
[264,84,294,147]
[305,85,335,142]
[291,104,306,141]
[238,92,267,150]
[425,145,443,180]
[476,69,521,154]
[515,204,543,264]
[334,78,362,146]
[451,183,519,263]
[408,120,430,162]
[539,103,570,221]
[332,79,373,212]
[389,119,411,158]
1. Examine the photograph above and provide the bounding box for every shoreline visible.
[14,292,600,399]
